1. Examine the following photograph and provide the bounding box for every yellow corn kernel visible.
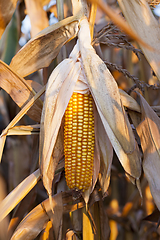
[64,92,95,191]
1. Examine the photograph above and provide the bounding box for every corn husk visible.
[40,16,142,205]
[79,18,141,186]
[39,43,81,202]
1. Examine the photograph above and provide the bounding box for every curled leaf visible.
[119,89,140,113]
[10,16,79,77]
[136,93,160,210]
[7,125,40,136]
[97,113,113,195]
[0,60,43,122]
[10,193,63,240]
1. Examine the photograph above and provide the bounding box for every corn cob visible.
[64,92,95,191]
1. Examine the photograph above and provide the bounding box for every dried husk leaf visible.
[79,18,141,182]
[0,169,40,222]
[136,93,160,210]
[0,60,43,122]
[40,45,81,199]
[10,16,79,77]
[118,0,160,81]
[11,193,63,240]
[97,112,113,195]
[0,0,18,38]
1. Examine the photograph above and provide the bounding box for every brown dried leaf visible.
[0,61,43,122]
[7,189,36,239]
[118,0,160,81]
[42,193,63,240]
[136,93,160,210]
[7,124,40,136]
[11,202,49,240]
[11,192,63,240]
[87,0,151,49]
[0,0,18,38]
[0,135,6,164]
[40,221,54,240]
[0,169,40,222]
[10,16,79,77]
[119,89,141,113]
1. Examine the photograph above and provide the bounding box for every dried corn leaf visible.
[0,0,18,38]
[119,89,141,113]
[11,193,63,240]
[42,193,63,239]
[118,0,160,81]
[0,169,40,222]
[10,16,79,77]
[25,0,49,37]
[8,189,36,239]
[40,221,54,240]
[40,46,81,200]
[11,203,49,240]
[0,135,6,164]
[136,93,160,210]
[79,18,141,183]
[7,125,40,136]
[0,86,45,162]
[88,0,151,49]
[0,61,43,122]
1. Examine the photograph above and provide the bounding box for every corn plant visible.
[0,0,160,239]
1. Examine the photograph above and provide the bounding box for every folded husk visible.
[39,44,81,200]
[79,18,141,184]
